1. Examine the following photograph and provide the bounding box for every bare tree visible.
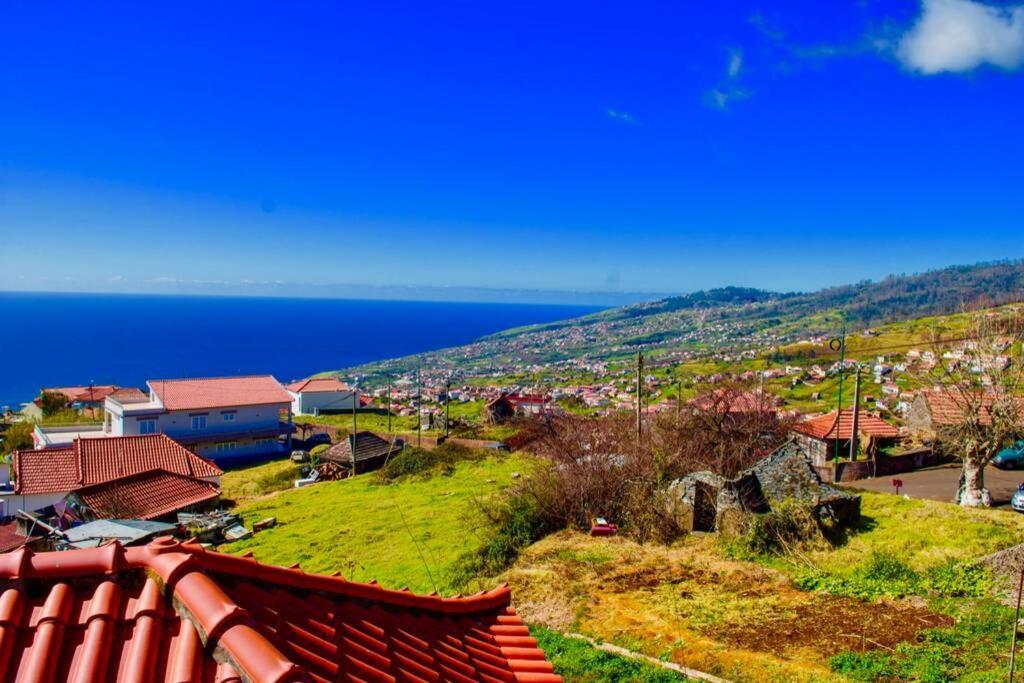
[912,309,1024,507]
[516,381,793,540]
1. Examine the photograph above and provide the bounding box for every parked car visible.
[992,441,1024,469]
[1012,484,1024,513]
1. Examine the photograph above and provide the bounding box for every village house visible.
[39,384,119,411]
[321,431,404,475]
[0,538,561,682]
[102,375,294,460]
[286,377,359,415]
[790,409,901,467]
[690,389,782,415]
[2,433,222,517]
[485,392,552,423]
[667,440,861,534]
[907,389,1024,442]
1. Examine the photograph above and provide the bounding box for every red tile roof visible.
[0,522,33,553]
[150,375,292,411]
[918,390,1024,427]
[12,434,222,495]
[507,394,551,406]
[691,389,782,414]
[0,538,561,682]
[792,409,900,440]
[108,386,150,403]
[75,470,220,520]
[39,385,119,403]
[286,377,350,393]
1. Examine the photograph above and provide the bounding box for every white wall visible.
[0,491,67,516]
[292,391,357,415]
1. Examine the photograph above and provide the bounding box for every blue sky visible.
[2,0,1023,303]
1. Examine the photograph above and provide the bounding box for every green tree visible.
[1,422,34,456]
[38,391,69,418]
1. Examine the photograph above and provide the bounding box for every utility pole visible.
[386,377,392,433]
[416,368,422,448]
[834,315,848,463]
[848,366,861,462]
[636,351,644,444]
[677,377,683,427]
[351,379,358,439]
[445,377,452,438]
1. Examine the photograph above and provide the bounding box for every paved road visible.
[846,463,1024,508]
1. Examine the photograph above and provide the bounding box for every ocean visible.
[0,292,601,408]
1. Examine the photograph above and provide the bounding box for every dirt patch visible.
[596,562,707,592]
[708,594,952,658]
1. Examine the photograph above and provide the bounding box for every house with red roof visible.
[37,384,119,410]
[2,434,223,517]
[791,409,901,466]
[286,377,359,415]
[103,375,294,461]
[0,537,561,682]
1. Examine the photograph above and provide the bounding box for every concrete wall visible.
[292,391,358,415]
[0,491,67,516]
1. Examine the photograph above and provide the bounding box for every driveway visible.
[846,463,1024,508]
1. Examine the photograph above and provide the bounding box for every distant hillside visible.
[341,259,1024,378]
[634,260,1024,324]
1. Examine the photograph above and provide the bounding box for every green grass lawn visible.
[804,490,1024,576]
[220,458,302,504]
[220,454,533,594]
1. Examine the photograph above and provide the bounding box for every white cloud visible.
[704,47,749,110]
[606,108,638,124]
[728,48,744,77]
[897,0,1024,73]
[702,87,750,111]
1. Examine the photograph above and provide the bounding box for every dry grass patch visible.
[501,531,951,683]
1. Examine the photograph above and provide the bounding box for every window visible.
[215,441,237,453]
[191,414,207,431]
[222,411,236,422]
[139,418,156,435]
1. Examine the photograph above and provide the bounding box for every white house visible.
[103,375,293,460]
[286,377,359,415]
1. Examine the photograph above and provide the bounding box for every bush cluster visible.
[737,500,826,555]
[796,550,991,600]
[375,443,485,483]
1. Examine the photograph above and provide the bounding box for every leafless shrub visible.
[514,381,793,541]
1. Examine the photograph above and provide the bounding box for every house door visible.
[693,482,718,532]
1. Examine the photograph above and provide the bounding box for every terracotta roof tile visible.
[108,386,149,403]
[286,378,350,393]
[150,375,292,411]
[75,470,220,520]
[919,390,1024,427]
[12,434,222,495]
[39,385,119,403]
[792,409,900,440]
[0,539,561,682]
